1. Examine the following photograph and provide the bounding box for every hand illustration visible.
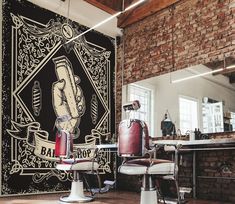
[52,56,85,134]
[52,75,85,133]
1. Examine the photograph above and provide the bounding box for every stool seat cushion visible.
[56,158,99,171]
[119,165,147,175]
[118,158,175,175]
[148,162,176,175]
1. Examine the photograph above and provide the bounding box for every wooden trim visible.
[84,0,117,15]
[118,0,181,28]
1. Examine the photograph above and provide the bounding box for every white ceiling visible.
[28,0,122,38]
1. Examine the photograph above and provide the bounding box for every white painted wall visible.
[123,65,235,137]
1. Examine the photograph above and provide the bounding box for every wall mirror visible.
[122,64,235,137]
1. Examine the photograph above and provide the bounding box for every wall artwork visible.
[1,0,115,195]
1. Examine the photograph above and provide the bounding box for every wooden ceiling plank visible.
[84,0,117,15]
[118,0,181,28]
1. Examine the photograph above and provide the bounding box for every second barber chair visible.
[118,101,180,204]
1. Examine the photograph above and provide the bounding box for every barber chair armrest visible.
[154,143,182,175]
[153,143,182,154]
[154,143,182,151]
[144,147,157,161]
[163,144,182,177]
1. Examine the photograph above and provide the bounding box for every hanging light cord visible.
[171,4,175,71]
[121,0,125,87]
[169,4,175,83]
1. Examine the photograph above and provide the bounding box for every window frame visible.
[125,83,154,136]
[178,95,199,134]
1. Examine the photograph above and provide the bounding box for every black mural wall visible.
[1,0,115,195]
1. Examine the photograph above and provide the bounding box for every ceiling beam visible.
[213,66,235,76]
[205,57,235,76]
[83,0,117,15]
[118,0,180,28]
[205,57,235,70]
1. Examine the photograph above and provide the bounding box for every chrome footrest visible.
[179,187,192,201]
[159,197,187,204]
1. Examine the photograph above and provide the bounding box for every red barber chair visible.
[55,127,99,203]
[118,102,181,204]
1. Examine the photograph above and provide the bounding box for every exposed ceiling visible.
[28,0,180,37]
[28,0,121,37]
[83,0,135,15]
[84,0,181,28]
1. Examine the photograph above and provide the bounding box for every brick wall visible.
[177,149,235,202]
[116,0,235,201]
[116,0,235,125]
[196,149,235,201]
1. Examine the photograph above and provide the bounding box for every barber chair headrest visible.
[118,119,149,157]
[123,100,141,112]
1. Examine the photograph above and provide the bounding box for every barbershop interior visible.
[1,0,235,203]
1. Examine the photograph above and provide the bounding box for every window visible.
[202,102,224,133]
[179,96,198,134]
[126,84,153,134]
[230,112,235,131]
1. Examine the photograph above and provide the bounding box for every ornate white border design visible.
[6,14,113,185]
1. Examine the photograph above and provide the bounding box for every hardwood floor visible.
[0,191,232,204]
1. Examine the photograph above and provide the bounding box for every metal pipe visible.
[193,151,196,199]
[142,175,146,189]
[180,147,235,151]
[73,171,79,182]
[198,176,235,180]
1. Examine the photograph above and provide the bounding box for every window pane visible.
[231,112,235,131]
[127,84,152,130]
[179,96,198,134]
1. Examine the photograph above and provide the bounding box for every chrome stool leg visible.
[60,171,94,203]
[140,175,157,204]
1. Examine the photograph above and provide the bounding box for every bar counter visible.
[152,138,235,147]
[153,138,235,200]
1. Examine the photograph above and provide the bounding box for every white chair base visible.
[60,180,93,203]
[140,189,158,204]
